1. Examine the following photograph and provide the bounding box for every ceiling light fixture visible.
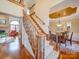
[57,14,62,27]
[63,11,66,15]
[57,24,62,27]
[70,6,75,8]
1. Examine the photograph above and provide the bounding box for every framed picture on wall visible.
[0,19,6,24]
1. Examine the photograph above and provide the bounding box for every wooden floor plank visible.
[0,38,34,59]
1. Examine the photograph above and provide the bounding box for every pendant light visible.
[57,13,62,27]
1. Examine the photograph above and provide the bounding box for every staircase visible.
[23,12,47,59]
[22,11,59,59]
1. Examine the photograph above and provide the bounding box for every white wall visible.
[0,0,23,17]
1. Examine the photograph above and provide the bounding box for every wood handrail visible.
[23,11,47,35]
[30,15,43,32]
[29,14,49,40]
[29,4,35,10]
[30,12,45,25]
[30,12,35,16]
[29,15,49,59]
[23,13,41,34]
[34,14,45,25]
[24,10,49,40]
[30,11,49,40]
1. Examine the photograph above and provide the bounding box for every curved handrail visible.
[30,12,45,25]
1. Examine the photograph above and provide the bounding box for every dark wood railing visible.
[30,12,45,25]
[29,4,35,10]
[30,12,49,40]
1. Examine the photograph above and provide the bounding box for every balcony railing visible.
[8,0,24,7]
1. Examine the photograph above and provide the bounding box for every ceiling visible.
[49,7,77,19]
[50,13,79,22]
[50,0,79,13]
[49,0,79,22]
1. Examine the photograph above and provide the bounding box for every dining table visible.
[55,31,68,50]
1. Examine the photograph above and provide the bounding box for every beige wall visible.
[49,22,57,33]
[71,19,79,33]
[71,19,79,41]
[34,0,49,34]
[34,0,65,34]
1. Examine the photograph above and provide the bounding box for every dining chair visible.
[58,32,67,47]
[66,32,73,45]
[49,31,56,42]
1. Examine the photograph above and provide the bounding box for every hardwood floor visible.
[0,36,79,59]
[59,51,79,59]
[21,45,34,59]
[49,39,79,59]
[0,38,21,59]
[58,41,79,59]
[0,37,33,59]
